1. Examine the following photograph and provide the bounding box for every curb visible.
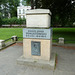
[0,42,16,51]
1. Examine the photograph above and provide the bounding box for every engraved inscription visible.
[31,41,40,56]
[23,28,51,39]
[26,30,47,38]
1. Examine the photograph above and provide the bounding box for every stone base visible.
[17,65,54,75]
[17,53,56,70]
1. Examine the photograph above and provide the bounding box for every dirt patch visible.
[11,43,23,46]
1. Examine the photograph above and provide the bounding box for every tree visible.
[8,0,20,17]
[0,0,20,18]
[22,0,34,9]
[26,0,75,27]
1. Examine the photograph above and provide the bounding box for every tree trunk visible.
[31,0,34,9]
[35,0,37,9]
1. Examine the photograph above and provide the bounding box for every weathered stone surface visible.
[58,37,64,44]
[17,53,56,70]
[26,9,51,28]
[0,40,5,48]
[26,9,52,15]
[23,38,52,61]
[12,36,18,41]
[23,28,52,40]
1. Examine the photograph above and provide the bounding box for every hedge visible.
[2,17,26,25]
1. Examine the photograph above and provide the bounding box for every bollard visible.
[12,36,18,42]
[58,37,64,44]
[0,40,5,48]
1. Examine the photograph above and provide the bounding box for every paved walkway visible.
[0,43,75,75]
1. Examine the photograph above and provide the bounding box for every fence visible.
[2,36,75,44]
[0,36,75,50]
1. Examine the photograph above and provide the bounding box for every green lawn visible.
[53,28,75,43]
[0,28,23,40]
[0,28,75,43]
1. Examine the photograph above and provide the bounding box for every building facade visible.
[17,5,31,19]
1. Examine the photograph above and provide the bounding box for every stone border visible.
[0,42,16,51]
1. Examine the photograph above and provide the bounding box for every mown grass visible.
[53,28,75,43]
[0,28,23,40]
[0,28,75,43]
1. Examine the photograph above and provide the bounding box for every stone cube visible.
[58,37,64,44]
[26,9,52,28]
[0,40,5,48]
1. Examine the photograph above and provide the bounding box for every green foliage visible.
[0,13,2,26]
[8,0,20,17]
[0,0,75,27]
[2,17,26,25]
[0,28,23,40]
[0,0,20,18]
[0,28,75,43]
[53,28,75,43]
[28,0,75,27]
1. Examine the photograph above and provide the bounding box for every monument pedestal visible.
[17,53,56,70]
[17,9,56,75]
[23,38,52,61]
[17,28,56,70]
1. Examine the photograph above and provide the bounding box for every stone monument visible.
[17,9,56,74]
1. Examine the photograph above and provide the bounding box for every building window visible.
[23,9,25,14]
[19,9,21,14]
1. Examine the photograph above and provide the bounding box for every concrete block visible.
[26,9,52,28]
[58,37,64,44]
[12,36,18,41]
[0,40,5,48]
[23,38,52,61]
[17,53,56,70]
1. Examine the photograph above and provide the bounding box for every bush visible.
[2,17,26,25]
[2,18,9,25]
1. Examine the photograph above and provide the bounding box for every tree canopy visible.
[34,0,75,27]
[0,0,20,18]
[27,0,75,27]
[0,0,75,27]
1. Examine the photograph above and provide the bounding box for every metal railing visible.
[1,36,75,44]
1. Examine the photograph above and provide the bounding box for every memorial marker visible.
[23,28,52,39]
[17,9,56,71]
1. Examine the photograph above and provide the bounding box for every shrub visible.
[2,17,26,25]
[2,18,9,25]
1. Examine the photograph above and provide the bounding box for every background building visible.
[17,5,31,19]
[17,0,31,19]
